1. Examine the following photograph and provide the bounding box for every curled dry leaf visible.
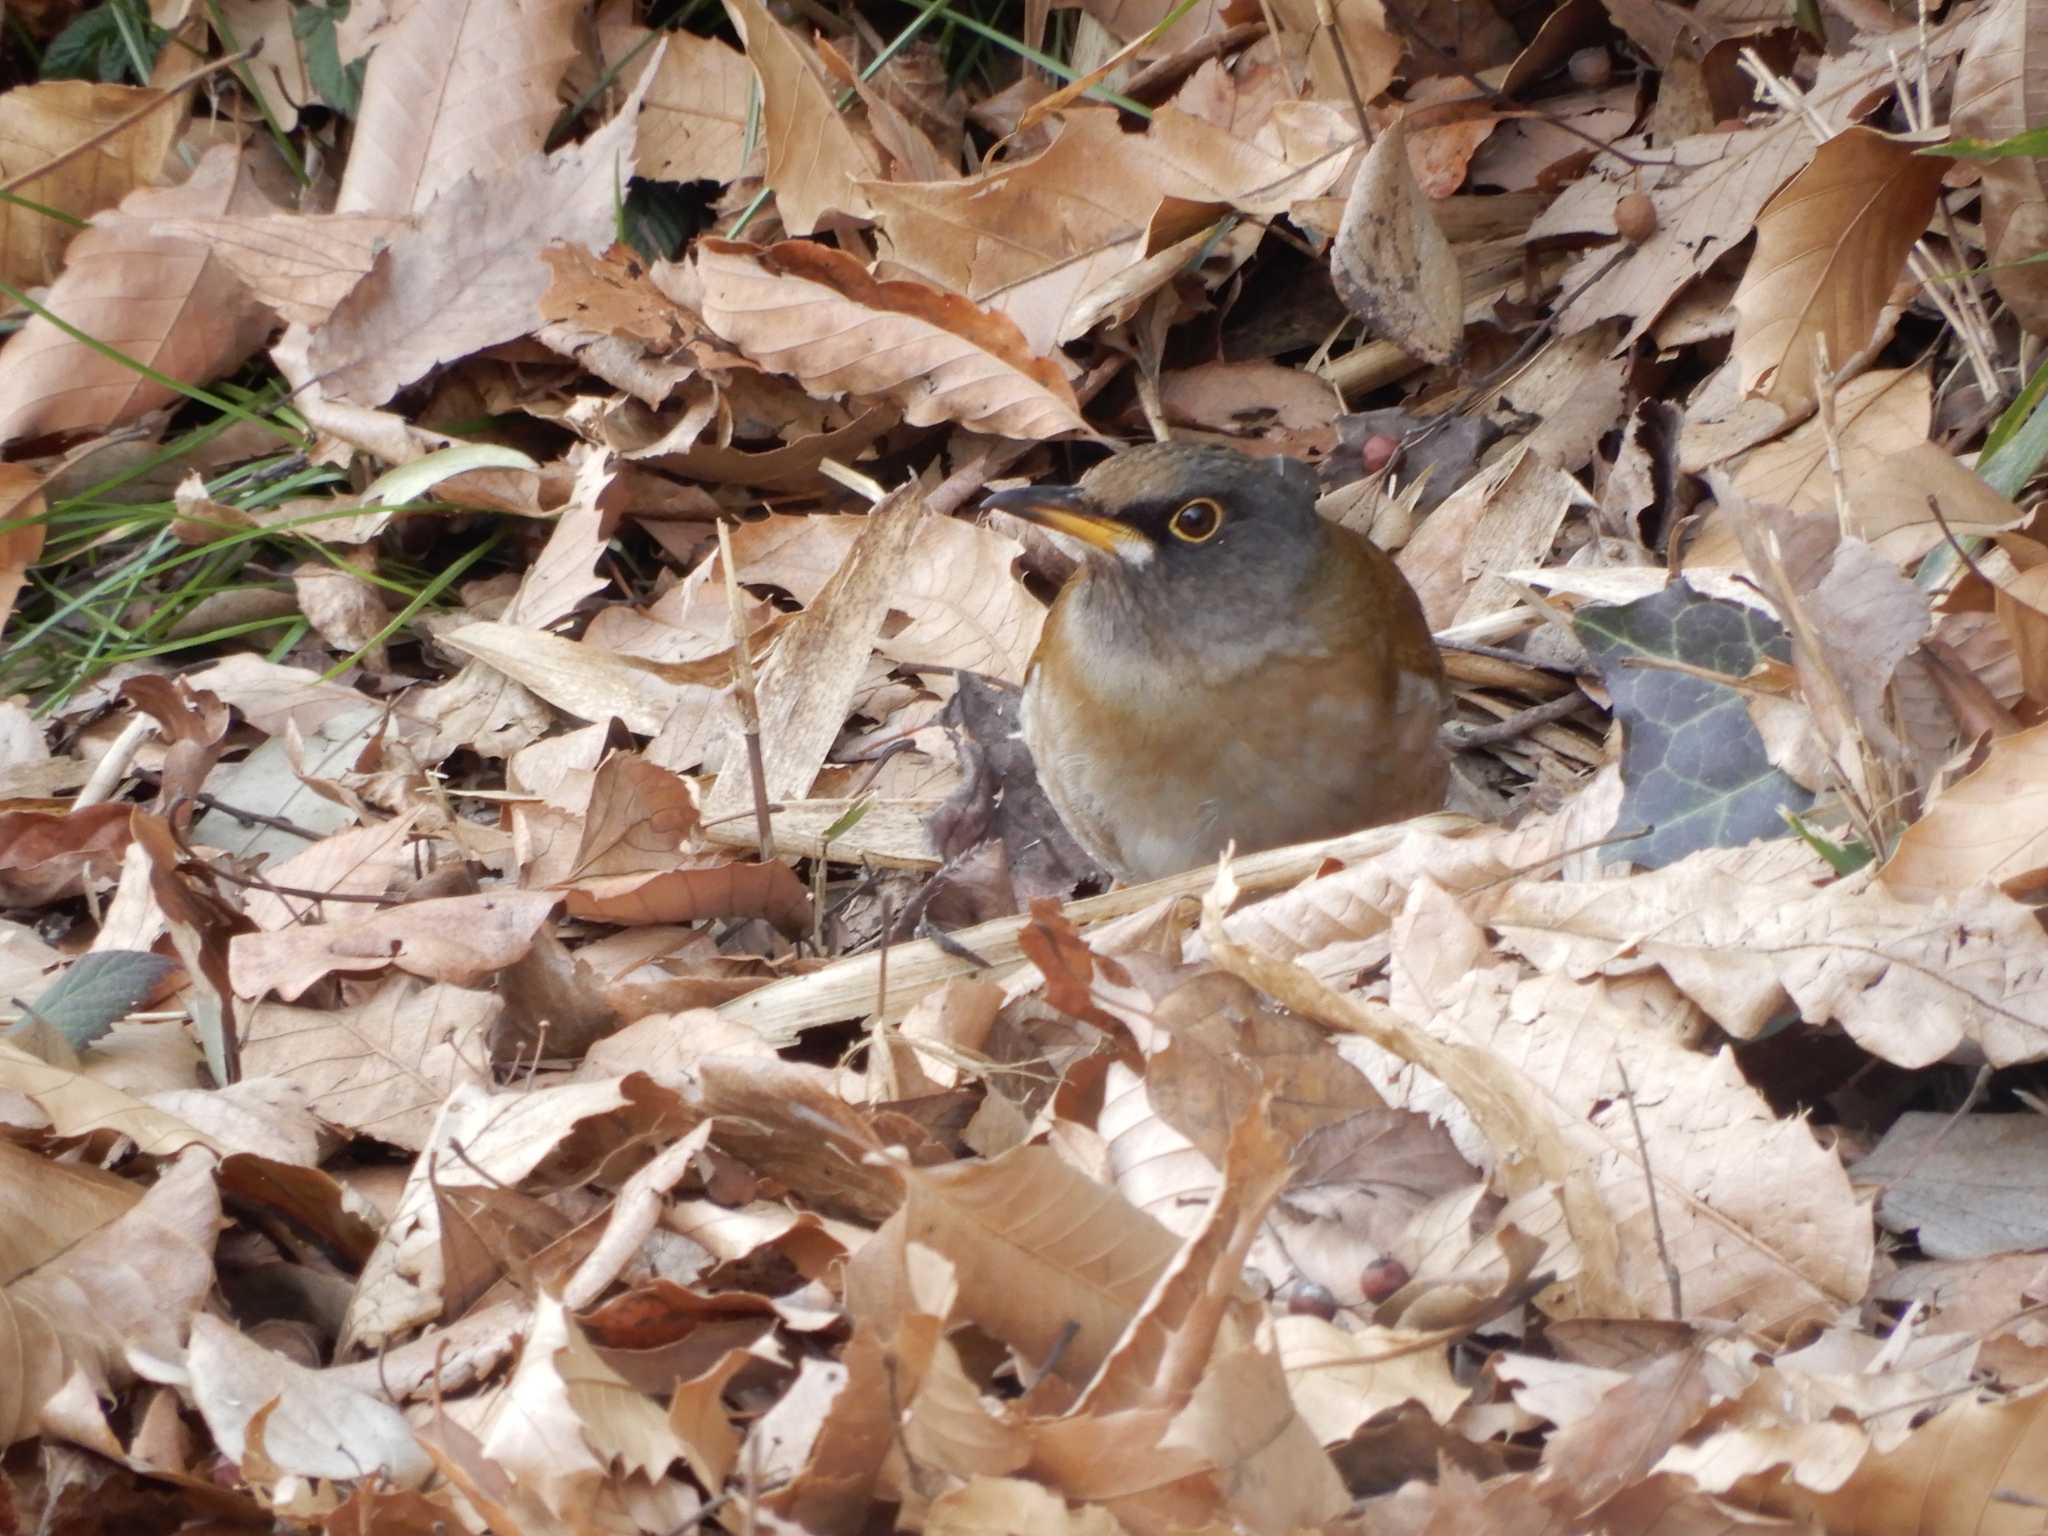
[696,239,1091,439]
[722,0,882,235]
[1332,119,1464,365]
[1730,126,1946,418]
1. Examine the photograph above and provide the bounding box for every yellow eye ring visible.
[1170,497,1224,544]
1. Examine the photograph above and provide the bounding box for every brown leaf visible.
[308,79,647,405]
[1731,126,1946,417]
[634,29,758,185]
[703,482,929,821]
[1494,852,2048,1069]
[866,106,1354,354]
[1531,29,1961,347]
[227,889,560,1002]
[721,0,881,236]
[140,212,403,330]
[1332,120,1463,364]
[0,464,52,636]
[1267,0,1401,105]
[0,145,277,444]
[1882,722,2048,901]
[186,1314,431,1487]
[0,81,182,288]
[241,978,496,1150]
[335,0,583,217]
[696,239,1091,439]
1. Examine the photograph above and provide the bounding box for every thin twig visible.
[1814,336,1851,535]
[1925,493,1995,594]
[191,792,328,842]
[716,518,775,863]
[1442,690,1588,750]
[1616,1058,1682,1320]
[1313,0,1376,145]
[1123,21,1266,102]
[0,46,259,198]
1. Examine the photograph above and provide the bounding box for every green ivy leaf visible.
[1575,580,1813,870]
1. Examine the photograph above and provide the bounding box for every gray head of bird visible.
[980,441,1327,644]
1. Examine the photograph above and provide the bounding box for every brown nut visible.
[1615,191,1658,244]
[1567,46,1612,88]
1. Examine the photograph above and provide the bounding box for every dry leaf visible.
[1332,120,1464,365]
[0,145,276,444]
[336,0,584,217]
[309,71,649,404]
[0,81,182,288]
[722,0,882,235]
[1881,721,2048,900]
[696,239,1091,439]
[1731,126,1946,417]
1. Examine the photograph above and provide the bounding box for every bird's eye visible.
[1170,497,1224,544]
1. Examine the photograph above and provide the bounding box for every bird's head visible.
[981,442,1326,634]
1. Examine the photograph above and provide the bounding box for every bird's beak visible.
[980,484,1152,563]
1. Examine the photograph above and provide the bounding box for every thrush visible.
[982,441,1449,884]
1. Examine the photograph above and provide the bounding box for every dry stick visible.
[1884,38,2004,404]
[1313,0,1376,145]
[716,518,775,863]
[0,46,259,198]
[1443,689,1588,750]
[1123,21,1266,103]
[74,712,156,808]
[1926,492,1997,595]
[1615,1058,1682,1320]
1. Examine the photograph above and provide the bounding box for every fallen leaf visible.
[0,145,277,444]
[1731,126,1946,417]
[722,0,882,235]
[696,239,1091,439]
[1332,120,1464,365]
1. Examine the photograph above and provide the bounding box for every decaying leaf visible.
[1331,119,1464,365]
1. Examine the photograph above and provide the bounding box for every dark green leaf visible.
[13,949,177,1050]
[1575,581,1812,870]
[44,0,165,82]
[296,0,366,117]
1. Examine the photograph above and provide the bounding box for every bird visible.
[981,440,1449,885]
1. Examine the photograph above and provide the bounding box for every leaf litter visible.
[3,0,2048,1530]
